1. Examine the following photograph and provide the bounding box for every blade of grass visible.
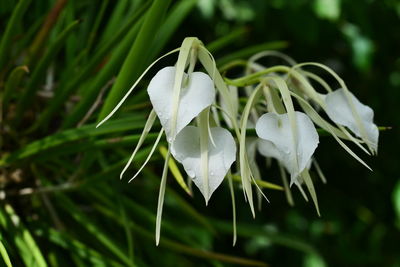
[206,27,248,53]
[27,0,68,65]
[97,204,268,267]
[36,228,124,267]
[0,116,148,165]
[0,204,47,267]
[55,193,134,266]
[14,20,80,125]
[0,0,32,74]
[2,65,29,111]
[0,239,12,267]
[35,3,150,130]
[90,185,197,246]
[98,0,172,121]
[85,0,109,54]
[98,0,134,43]
[59,17,145,129]
[148,0,197,59]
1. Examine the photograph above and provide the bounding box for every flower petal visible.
[255,112,319,184]
[147,66,215,142]
[324,88,379,152]
[171,126,236,201]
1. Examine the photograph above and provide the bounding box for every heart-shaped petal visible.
[171,126,236,201]
[324,88,379,152]
[255,112,319,184]
[147,66,215,142]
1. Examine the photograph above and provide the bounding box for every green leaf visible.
[0,116,147,166]
[0,0,32,72]
[0,204,47,267]
[2,65,29,112]
[14,20,80,125]
[0,239,12,267]
[55,194,134,266]
[98,0,172,121]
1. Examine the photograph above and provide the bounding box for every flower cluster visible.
[97,37,379,244]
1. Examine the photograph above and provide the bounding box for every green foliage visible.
[0,0,399,266]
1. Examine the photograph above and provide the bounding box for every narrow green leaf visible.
[38,3,150,130]
[0,239,12,267]
[97,203,269,267]
[85,0,109,54]
[36,228,124,267]
[55,194,133,266]
[0,204,47,267]
[206,27,248,53]
[3,65,29,111]
[0,0,32,72]
[14,20,80,125]
[0,116,146,166]
[98,0,172,121]
[27,0,69,65]
[149,0,198,58]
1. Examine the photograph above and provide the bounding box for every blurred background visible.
[0,0,399,266]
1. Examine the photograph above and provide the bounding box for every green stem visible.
[225,65,290,87]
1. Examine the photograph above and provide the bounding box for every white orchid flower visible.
[322,88,379,153]
[148,66,215,143]
[171,126,236,202]
[96,37,240,245]
[255,111,319,185]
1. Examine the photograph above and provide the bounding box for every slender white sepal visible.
[256,112,319,185]
[171,126,236,202]
[323,88,379,153]
[147,66,215,143]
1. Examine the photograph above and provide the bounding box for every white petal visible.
[147,67,215,142]
[324,88,379,151]
[171,126,236,201]
[255,112,319,183]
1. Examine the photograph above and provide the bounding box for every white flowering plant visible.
[97,37,380,245]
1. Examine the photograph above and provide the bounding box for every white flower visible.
[147,66,215,143]
[147,66,237,202]
[171,126,236,202]
[322,88,379,153]
[255,111,319,185]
